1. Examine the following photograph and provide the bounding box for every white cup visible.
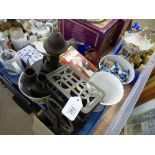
[11,35,28,51]
[0,49,24,75]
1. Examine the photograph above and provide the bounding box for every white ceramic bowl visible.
[89,71,124,106]
[99,55,135,84]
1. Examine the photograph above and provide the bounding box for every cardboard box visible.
[60,19,129,56]
[33,114,54,135]
[114,19,132,41]
[59,46,98,78]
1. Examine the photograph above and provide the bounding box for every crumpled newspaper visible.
[123,31,154,53]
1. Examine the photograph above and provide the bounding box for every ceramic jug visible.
[9,27,28,50]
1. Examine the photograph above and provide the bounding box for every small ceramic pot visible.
[36,73,48,87]
[29,73,49,98]
[23,67,36,82]
[9,27,29,51]
[18,72,50,103]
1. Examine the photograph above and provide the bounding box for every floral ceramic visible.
[17,45,43,66]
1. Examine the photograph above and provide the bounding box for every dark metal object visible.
[45,98,74,135]
[43,32,68,72]
[42,55,60,72]
[40,58,52,73]
[19,60,50,98]
[47,65,104,114]
[43,32,68,56]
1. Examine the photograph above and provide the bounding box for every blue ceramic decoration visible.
[100,60,130,83]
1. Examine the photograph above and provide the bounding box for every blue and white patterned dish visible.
[17,45,43,66]
[99,55,135,84]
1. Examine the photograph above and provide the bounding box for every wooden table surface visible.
[93,85,132,134]
[93,68,155,135]
[92,39,155,135]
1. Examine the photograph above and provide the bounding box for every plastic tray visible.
[0,46,155,135]
[0,62,108,135]
[101,45,155,135]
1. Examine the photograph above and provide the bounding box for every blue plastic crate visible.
[0,63,19,85]
[78,106,108,135]
[0,63,107,135]
[37,103,108,135]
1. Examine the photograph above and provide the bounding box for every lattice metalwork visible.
[47,65,104,113]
